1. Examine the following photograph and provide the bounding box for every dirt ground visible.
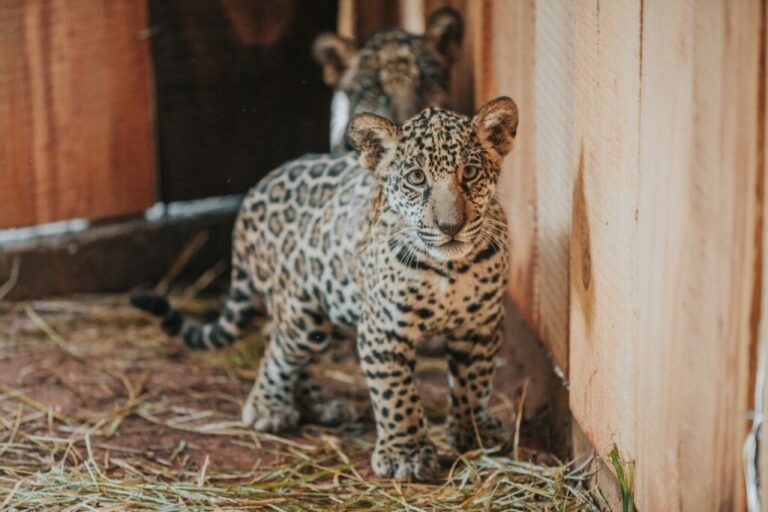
[0,293,601,510]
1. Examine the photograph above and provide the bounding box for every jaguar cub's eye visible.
[463,165,479,181]
[405,169,427,186]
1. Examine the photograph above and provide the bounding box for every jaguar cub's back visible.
[234,151,372,327]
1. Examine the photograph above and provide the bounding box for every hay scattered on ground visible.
[0,295,607,511]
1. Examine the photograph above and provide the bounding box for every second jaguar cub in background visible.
[133,97,518,480]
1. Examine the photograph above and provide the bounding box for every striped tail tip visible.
[130,292,183,336]
[130,292,171,317]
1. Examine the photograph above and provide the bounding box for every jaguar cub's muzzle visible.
[419,182,477,260]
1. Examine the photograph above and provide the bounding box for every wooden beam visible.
[0,206,237,301]
[568,0,642,477]
[398,0,425,34]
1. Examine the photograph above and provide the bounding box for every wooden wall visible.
[0,0,337,228]
[2,1,764,507]
[391,0,763,509]
[0,0,156,230]
[572,2,762,510]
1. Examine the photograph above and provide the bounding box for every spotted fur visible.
[132,97,519,480]
[314,7,463,152]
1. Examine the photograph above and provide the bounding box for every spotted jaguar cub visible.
[132,97,518,480]
[313,7,463,152]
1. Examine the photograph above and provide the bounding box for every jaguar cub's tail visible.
[130,291,260,350]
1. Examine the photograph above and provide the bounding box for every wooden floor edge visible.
[0,209,238,301]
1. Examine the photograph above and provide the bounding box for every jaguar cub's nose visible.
[436,218,464,237]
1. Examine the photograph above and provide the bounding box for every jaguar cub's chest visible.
[371,246,507,338]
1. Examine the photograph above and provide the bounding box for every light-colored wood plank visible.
[530,0,575,374]
[337,0,356,40]
[0,0,156,229]
[570,0,761,509]
[463,0,573,373]
[569,1,641,497]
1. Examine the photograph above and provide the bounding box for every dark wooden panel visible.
[149,0,338,201]
[0,0,156,229]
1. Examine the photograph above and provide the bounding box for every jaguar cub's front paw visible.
[241,399,300,433]
[371,438,440,480]
[447,416,512,453]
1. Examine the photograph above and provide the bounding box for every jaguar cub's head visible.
[348,97,519,261]
[313,8,463,153]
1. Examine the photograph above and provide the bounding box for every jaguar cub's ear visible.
[348,113,398,174]
[426,7,464,64]
[313,33,357,87]
[472,96,519,160]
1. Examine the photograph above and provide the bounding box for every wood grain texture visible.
[569,0,762,509]
[462,0,573,373]
[530,0,574,374]
[0,0,156,229]
[569,3,641,499]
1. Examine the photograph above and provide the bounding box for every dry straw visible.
[0,294,607,511]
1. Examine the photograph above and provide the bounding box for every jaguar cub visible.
[313,7,463,153]
[132,97,518,480]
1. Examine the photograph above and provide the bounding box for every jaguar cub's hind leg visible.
[295,369,358,426]
[242,328,304,433]
[242,303,347,431]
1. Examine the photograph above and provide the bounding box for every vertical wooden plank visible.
[762,354,768,511]
[471,0,574,375]
[0,0,156,229]
[636,3,759,508]
[634,1,699,505]
[570,0,761,509]
[569,0,641,498]
[337,0,356,39]
[531,0,575,373]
